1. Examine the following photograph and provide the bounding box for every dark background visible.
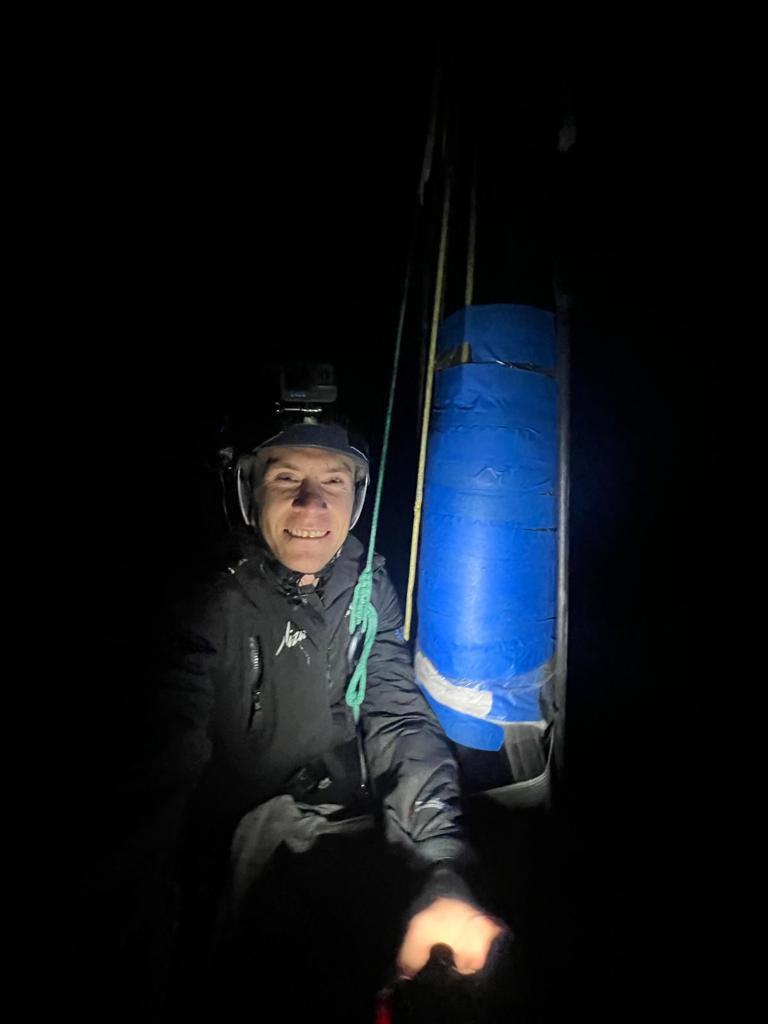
[58,16,713,1021]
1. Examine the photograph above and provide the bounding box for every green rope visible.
[345,251,412,721]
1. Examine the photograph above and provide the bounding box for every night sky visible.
[61,19,711,1020]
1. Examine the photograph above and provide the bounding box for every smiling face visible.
[257,446,357,573]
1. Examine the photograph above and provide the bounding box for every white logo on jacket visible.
[275,620,308,657]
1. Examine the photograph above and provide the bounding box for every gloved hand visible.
[397,896,506,977]
[396,864,507,979]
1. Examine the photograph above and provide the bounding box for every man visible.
[162,421,504,1012]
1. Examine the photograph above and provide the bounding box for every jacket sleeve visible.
[104,581,227,863]
[142,588,221,800]
[359,568,470,869]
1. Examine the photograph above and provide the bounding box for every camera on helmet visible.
[276,362,337,424]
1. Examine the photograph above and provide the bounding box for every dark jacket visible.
[156,532,467,870]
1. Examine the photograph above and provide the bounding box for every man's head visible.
[237,423,369,574]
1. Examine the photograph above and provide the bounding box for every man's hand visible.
[396,896,506,978]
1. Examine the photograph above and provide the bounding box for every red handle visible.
[373,990,393,1024]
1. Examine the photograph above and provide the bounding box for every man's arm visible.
[90,582,225,893]
[360,568,509,977]
[359,568,467,867]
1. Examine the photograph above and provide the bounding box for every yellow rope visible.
[464,149,478,307]
[404,170,453,641]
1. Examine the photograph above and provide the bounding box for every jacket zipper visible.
[247,635,262,731]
